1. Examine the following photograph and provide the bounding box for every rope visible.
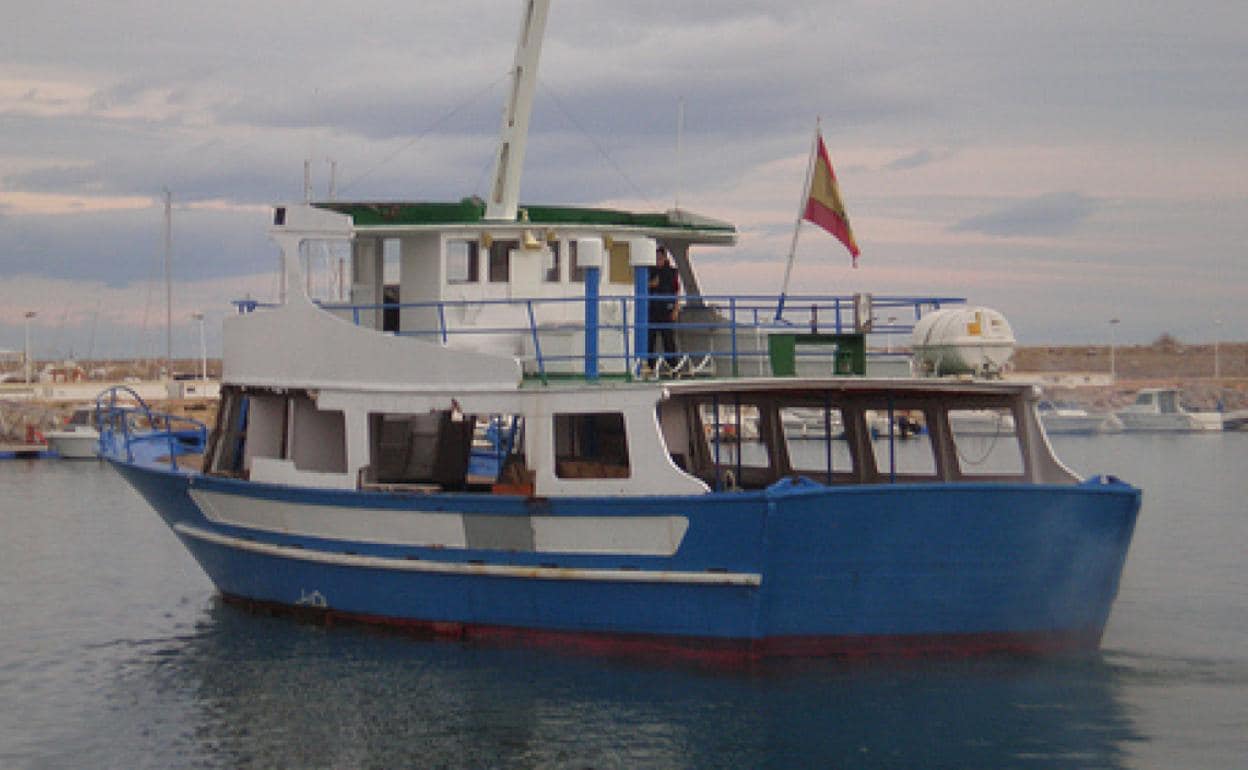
[953,412,1007,466]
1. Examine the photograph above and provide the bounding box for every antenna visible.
[675,97,685,211]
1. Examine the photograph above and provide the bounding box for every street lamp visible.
[191,312,207,381]
[23,311,36,384]
[1109,318,1120,383]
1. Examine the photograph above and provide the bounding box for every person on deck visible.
[647,246,681,372]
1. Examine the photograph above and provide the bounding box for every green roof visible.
[313,198,736,235]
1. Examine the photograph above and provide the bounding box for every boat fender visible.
[765,475,824,496]
[1081,474,1125,487]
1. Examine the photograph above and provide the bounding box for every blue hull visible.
[112,462,1140,658]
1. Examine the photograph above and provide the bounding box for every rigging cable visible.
[537,82,658,209]
[338,72,513,198]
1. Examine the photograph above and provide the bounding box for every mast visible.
[163,188,173,377]
[485,0,552,222]
[776,120,820,318]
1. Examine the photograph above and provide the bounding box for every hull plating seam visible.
[172,523,762,586]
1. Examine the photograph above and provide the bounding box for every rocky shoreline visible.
[1012,340,1248,412]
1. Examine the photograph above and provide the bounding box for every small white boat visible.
[44,407,100,459]
[1038,401,1123,435]
[1116,388,1222,432]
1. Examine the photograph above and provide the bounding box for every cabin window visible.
[948,407,1024,476]
[366,410,476,489]
[699,402,769,469]
[544,241,562,282]
[553,412,630,479]
[470,414,527,488]
[567,240,586,282]
[489,239,519,283]
[446,240,479,284]
[691,398,787,490]
[781,405,854,477]
[867,408,937,479]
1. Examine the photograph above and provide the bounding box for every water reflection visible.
[97,600,1144,770]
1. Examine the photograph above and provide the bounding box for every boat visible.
[103,0,1140,660]
[44,407,100,459]
[947,408,1017,436]
[1223,410,1248,431]
[1115,388,1222,432]
[1037,401,1123,435]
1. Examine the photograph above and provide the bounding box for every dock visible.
[0,444,56,459]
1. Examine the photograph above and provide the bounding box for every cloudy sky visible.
[2,0,1245,360]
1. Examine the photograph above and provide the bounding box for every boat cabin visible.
[201,377,1077,496]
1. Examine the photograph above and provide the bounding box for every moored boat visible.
[1038,401,1124,435]
[104,0,1140,660]
[44,407,100,459]
[1115,388,1222,432]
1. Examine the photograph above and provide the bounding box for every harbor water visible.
[1,433,1244,769]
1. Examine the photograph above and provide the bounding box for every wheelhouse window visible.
[489,239,519,283]
[553,412,629,479]
[446,239,479,284]
[299,238,351,303]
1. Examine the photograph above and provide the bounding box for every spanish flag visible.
[803,132,860,266]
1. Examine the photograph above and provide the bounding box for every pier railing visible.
[234,293,962,382]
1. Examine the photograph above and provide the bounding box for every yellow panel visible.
[608,242,632,284]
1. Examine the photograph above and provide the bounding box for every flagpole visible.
[776,118,821,321]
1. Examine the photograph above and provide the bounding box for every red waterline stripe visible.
[220,594,1104,664]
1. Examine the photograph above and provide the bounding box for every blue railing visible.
[95,386,209,471]
[234,293,963,381]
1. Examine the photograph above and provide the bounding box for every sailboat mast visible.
[485,0,551,222]
[163,188,173,377]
